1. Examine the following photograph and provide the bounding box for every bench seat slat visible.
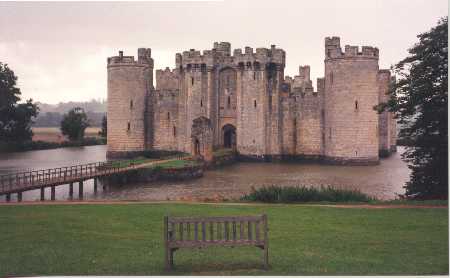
[168,215,263,223]
[169,239,265,249]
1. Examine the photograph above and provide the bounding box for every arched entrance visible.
[191,117,214,161]
[222,124,236,149]
[193,138,201,156]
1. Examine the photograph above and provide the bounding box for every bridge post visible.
[51,186,56,201]
[17,192,22,202]
[6,194,10,202]
[69,183,74,200]
[40,187,45,201]
[94,178,98,194]
[79,181,83,200]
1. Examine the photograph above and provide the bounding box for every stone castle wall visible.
[153,89,179,151]
[106,49,153,158]
[106,38,395,164]
[378,70,391,154]
[323,37,380,164]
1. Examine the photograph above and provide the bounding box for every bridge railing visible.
[0,161,131,193]
[0,154,191,194]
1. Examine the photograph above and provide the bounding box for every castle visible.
[106,37,397,165]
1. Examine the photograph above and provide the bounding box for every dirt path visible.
[0,200,446,209]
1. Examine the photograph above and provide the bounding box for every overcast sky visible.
[0,0,447,104]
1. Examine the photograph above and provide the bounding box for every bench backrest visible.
[164,215,267,248]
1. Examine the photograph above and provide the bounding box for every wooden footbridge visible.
[0,157,185,202]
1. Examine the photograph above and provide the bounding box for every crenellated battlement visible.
[107,48,154,67]
[176,42,285,70]
[325,37,379,60]
[156,67,180,90]
[233,44,285,68]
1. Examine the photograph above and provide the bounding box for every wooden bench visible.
[163,214,269,270]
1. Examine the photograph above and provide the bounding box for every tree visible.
[379,17,448,199]
[60,107,90,141]
[0,62,39,144]
[98,114,107,138]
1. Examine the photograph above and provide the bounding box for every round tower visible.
[106,48,153,158]
[323,37,380,165]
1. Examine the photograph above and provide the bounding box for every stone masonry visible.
[106,37,397,164]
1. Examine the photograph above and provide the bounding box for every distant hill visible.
[34,99,106,127]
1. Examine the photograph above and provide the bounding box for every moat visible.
[0,145,409,202]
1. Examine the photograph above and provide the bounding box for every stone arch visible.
[191,116,213,161]
[222,124,236,149]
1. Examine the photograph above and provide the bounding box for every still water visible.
[0,145,409,201]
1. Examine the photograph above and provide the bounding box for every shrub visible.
[241,185,374,203]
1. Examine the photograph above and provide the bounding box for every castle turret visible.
[323,37,380,164]
[106,48,154,158]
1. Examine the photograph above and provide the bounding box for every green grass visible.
[0,137,106,153]
[109,157,156,168]
[0,203,447,276]
[241,185,374,203]
[150,159,201,169]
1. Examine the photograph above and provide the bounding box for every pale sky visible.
[0,0,447,104]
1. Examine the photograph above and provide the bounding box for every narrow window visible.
[355,100,358,110]
[130,99,133,109]
[227,96,231,108]
[173,126,176,137]
[253,71,256,80]
[200,99,203,107]
[167,112,170,120]
[191,77,194,85]
[127,122,130,131]
[254,100,257,108]
[330,71,333,84]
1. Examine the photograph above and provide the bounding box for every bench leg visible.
[165,247,170,271]
[170,249,174,268]
[263,246,269,269]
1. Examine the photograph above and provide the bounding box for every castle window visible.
[201,99,203,107]
[355,100,359,110]
[127,122,130,132]
[227,96,231,108]
[254,100,257,108]
[191,77,194,85]
[167,112,170,120]
[173,126,176,137]
[253,71,256,80]
[130,100,133,109]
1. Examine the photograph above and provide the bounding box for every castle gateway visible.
[106,37,397,165]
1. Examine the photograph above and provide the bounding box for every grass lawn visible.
[0,203,447,276]
[154,159,201,169]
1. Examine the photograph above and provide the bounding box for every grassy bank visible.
[0,137,106,153]
[0,203,447,276]
[32,127,102,143]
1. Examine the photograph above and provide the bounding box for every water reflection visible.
[0,145,409,201]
